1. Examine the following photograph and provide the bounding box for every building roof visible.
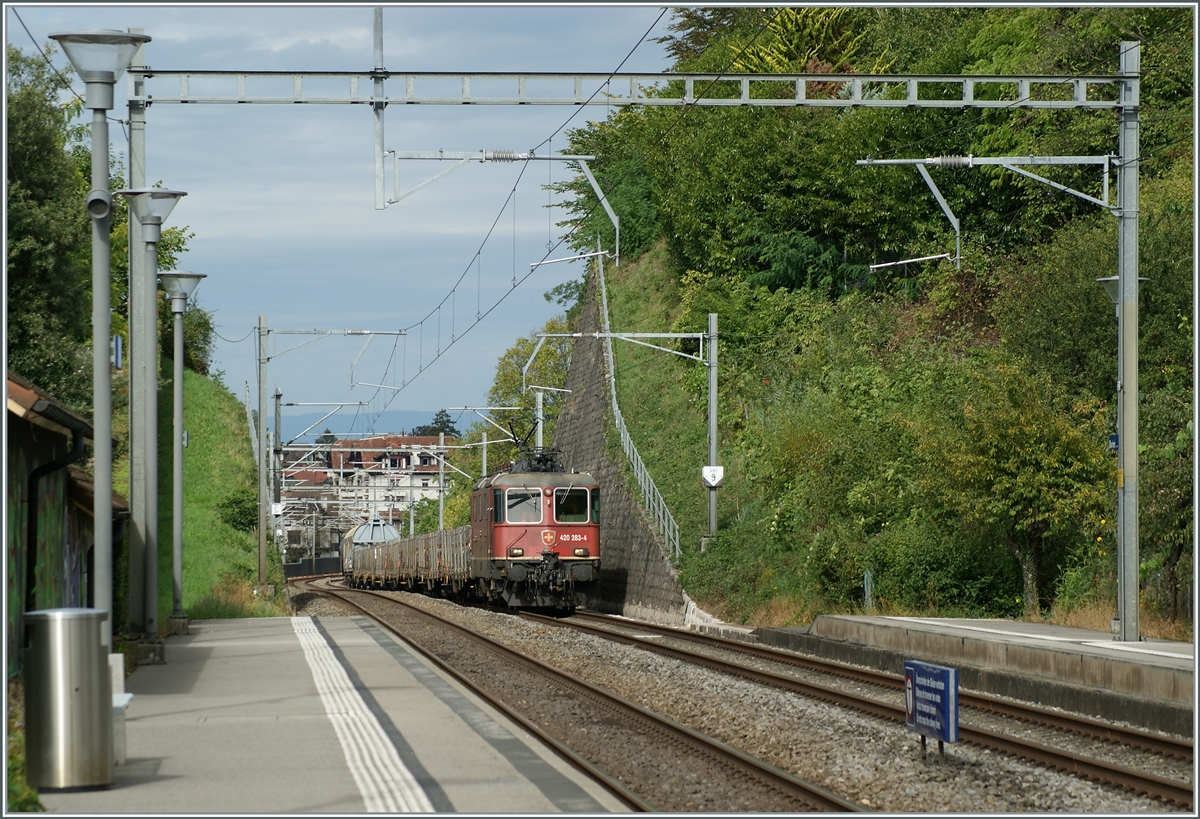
[7,370,94,441]
[67,465,130,516]
[329,434,452,472]
[284,470,330,486]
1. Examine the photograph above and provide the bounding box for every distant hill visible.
[280,409,444,443]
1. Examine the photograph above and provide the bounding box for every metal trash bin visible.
[22,609,113,789]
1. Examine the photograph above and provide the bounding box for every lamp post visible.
[117,187,186,644]
[160,271,205,632]
[49,29,151,653]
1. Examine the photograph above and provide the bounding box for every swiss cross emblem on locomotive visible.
[541,529,557,547]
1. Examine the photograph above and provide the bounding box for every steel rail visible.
[530,612,1193,810]
[321,583,862,812]
[297,580,651,812]
[568,611,1194,763]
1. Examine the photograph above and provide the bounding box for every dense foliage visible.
[6,42,217,415]
[6,44,92,412]
[554,8,1192,626]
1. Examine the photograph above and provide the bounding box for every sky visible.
[6,3,677,438]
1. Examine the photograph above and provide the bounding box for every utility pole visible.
[1116,41,1141,642]
[707,313,719,536]
[438,431,444,530]
[372,7,386,210]
[534,391,544,450]
[534,318,717,551]
[257,315,268,587]
[273,388,283,504]
[851,43,1142,641]
[125,31,147,639]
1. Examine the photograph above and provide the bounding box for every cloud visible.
[10,3,669,418]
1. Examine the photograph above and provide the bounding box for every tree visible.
[544,276,586,328]
[411,409,460,438]
[486,316,574,462]
[316,428,336,467]
[654,8,773,66]
[6,43,92,412]
[920,358,1111,618]
[732,7,880,75]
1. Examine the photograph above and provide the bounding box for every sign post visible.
[904,660,959,763]
[701,465,724,551]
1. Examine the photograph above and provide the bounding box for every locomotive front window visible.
[554,488,589,523]
[505,489,542,524]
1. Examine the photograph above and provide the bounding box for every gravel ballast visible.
[293,586,1182,813]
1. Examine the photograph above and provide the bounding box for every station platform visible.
[38,617,626,813]
[752,615,1194,737]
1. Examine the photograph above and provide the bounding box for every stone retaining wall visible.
[554,270,707,626]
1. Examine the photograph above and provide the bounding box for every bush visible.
[866,516,1022,617]
[216,487,258,533]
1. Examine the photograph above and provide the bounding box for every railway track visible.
[526,610,1193,810]
[312,581,863,812]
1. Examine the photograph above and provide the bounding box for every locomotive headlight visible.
[508,547,524,557]
[573,547,589,557]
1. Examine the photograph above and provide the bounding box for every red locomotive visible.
[343,449,600,611]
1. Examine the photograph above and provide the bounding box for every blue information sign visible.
[904,660,959,743]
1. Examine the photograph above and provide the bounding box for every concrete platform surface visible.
[811,615,1193,695]
[39,616,626,813]
[756,615,1194,737]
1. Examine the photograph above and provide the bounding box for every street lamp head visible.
[49,30,150,108]
[1095,276,1120,305]
[1095,276,1149,305]
[159,271,206,299]
[117,188,187,226]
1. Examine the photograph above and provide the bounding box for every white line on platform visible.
[1079,641,1194,659]
[883,617,1193,659]
[885,616,1094,643]
[292,617,434,812]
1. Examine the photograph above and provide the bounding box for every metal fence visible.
[283,556,343,578]
[598,262,681,560]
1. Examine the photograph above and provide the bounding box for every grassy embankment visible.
[153,368,290,620]
[601,245,709,552]
[112,364,290,624]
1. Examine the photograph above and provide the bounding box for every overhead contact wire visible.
[370,8,767,416]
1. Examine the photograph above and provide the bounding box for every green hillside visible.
[113,365,292,626]
[153,369,289,621]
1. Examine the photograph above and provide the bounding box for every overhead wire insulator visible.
[926,155,973,168]
[483,150,523,162]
